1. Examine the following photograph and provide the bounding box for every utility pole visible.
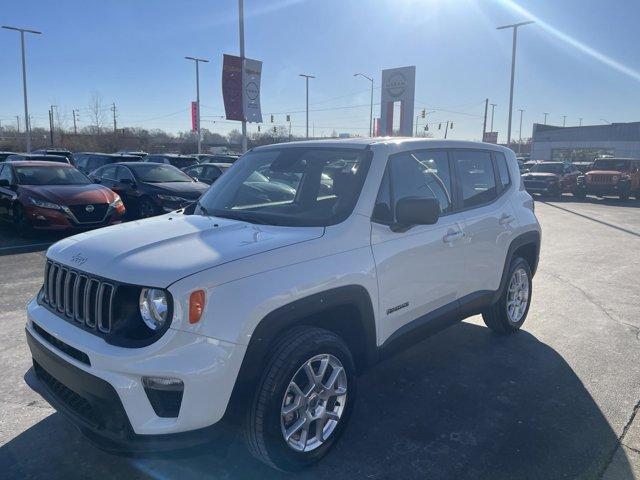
[16,116,20,133]
[497,21,534,145]
[299,74,315,140]
[72,109,78,134]
[444,121,451,139]
[185,56,209,154]
[48,108,54,146]
[3,25,42,153]
[482,98,489,140]
[354,73,374,137]
[111,102,117,133]
[543,112,549,125]
[562,115,567,127]
[579,118,583,127]
[490,103,497,132]
[238,0,247,153]
[415,115,419,137]
[518,109,525,154]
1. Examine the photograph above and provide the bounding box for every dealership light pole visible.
[2,25,42,153]
[518,109,525,154]
[185,56,209,154]
[354,73,374,137]
[300,74,315,139]
[543,112,549,125]
[497,20,534,146]
[238,0,248,152]
[562,115,567,127]
[490,103,497,132]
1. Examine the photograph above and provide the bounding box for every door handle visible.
[499,214,515,225]
[443,229,465,243]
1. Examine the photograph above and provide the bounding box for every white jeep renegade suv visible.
[25,138,540,470]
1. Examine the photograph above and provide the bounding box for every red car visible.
[0,161,125,236]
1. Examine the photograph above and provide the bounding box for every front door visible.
[371,149,467,344]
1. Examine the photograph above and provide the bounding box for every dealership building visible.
[530,121,640,162]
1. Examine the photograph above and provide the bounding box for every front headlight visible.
[139,288,169,331]
[110,194,125,213]
[29,197,61,210]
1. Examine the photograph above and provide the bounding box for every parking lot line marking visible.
[540,201,640,239]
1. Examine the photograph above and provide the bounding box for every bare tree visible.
[88,91,106,133]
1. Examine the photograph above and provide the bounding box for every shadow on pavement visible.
[1,322,632,479]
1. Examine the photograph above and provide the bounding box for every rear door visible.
[456,150,517,295]
[371,149,468,344]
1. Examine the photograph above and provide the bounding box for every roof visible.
[6,160,73,167]
[532,121,640,142]
[254,137,513,154]
[148,153,198,158]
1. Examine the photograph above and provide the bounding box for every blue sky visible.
[2,0,640,141]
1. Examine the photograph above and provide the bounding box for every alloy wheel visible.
[506,267,529,323]
[280,353,348,453]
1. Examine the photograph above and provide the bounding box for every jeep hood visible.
[587,170,623,175]
[46,213,324,287]
[522,172,558,178]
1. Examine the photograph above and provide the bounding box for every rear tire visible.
[244,326,356,471]
[482,257,532,334]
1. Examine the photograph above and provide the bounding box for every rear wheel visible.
[13,204,33,237]
[482,257,532,334]
[619,192,629,201]
[244,326,356,471]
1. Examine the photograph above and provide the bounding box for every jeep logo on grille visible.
[71,253,88,266]
[85,204,95,213]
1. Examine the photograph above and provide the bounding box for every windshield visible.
[593,159,630,171]
[15,166,90,185]
[530,163,563,174]
[130,164,194,183]
[197,147,371,227]
[169,158,199,168]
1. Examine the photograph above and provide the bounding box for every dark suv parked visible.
[144,154,199,169]
[32,149,75,165]
[521,162,580,197]
[6,154,70,164]
[90,162,209,218]
[74,153,143,174]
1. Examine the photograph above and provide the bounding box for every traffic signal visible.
[450,122,454,129]
[424,125,429,131]
[438,123,442,130]
[421,109,426,118]
[273,126,277,133]
[258,125,261,132]
[286,114,290,122]
[270,114,274,123]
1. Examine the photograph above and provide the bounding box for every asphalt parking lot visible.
[1,196,639,479]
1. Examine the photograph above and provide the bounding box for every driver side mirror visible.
[0,179,10,188]
[392,197,440,232]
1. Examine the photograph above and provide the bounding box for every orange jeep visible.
[575,158,640,200]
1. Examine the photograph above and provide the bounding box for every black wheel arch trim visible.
[493,230,540,304]
[224,284,376,422]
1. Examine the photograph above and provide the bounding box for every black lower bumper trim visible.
[25,327,224,453]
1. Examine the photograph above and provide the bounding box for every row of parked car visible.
[518,157,640,200]
[0,149,239,236]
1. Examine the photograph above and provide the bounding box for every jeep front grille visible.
[588,174,614,184]
[42,260,115,333]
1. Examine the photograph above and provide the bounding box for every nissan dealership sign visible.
[380,66,416,137]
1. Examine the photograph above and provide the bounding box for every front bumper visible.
[25,300,246,450]
[523,181,558,194]
[577,183,624,195]
[24,204,124,231]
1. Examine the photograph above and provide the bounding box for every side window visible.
[116,166,134,181]
[455,150,498,209]
[495,152,511,189]
[147,156,164,164]
[100,165,118,181]
[372,166,392,223]
[391,150,453,214]
[188,166,204,179]
[0,165,14,184]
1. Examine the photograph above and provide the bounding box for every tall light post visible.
[518,109,525,154]
[497,20,534,146]
[185,56,209,154]
[3,25,42,153]
[490,103,497,132]
[354,73,374,137]
[299,74,315,139]
[238,0,248,153]
[562,115,567,127]
[543,112,549,125]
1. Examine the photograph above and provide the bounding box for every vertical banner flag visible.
[242,58,263,123]
[222,54,244,121]
[379,66,416,137]
[191,101,198,132]
[222,54,263,123]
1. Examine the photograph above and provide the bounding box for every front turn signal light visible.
[189,290,206,324]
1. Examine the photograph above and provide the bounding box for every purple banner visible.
[222,54,244,121]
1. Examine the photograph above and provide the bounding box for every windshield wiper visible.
[212,211,275,225]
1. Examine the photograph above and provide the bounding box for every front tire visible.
[244,326,356,471]
[482,257,532,334]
